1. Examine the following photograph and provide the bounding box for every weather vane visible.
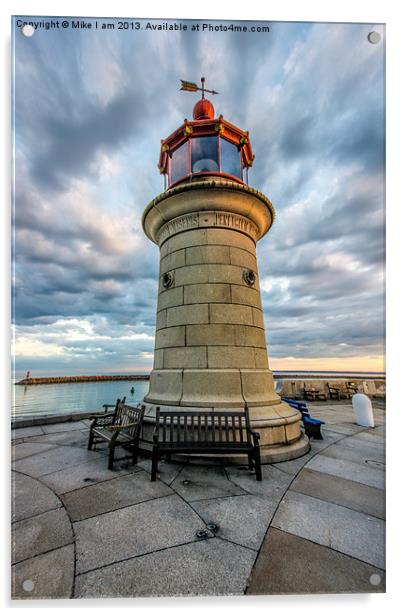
[180,76,219,99]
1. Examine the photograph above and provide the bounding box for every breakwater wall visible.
[275,375,385,400]
[16,374,150,386]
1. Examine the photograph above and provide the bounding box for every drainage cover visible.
[196,529,209,539]
[365,459,385,469]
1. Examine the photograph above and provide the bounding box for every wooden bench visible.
[282,397,325,439]
[304,387,327,401]
[87,399,145,470]
[346,382,359,395]
[151,404,262,481]
[327,384,351,400]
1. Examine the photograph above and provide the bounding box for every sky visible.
[11,16,385,375]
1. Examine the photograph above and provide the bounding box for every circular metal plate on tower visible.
[243,269,256,286]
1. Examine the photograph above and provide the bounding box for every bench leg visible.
[305,424,323,440]
[254,448,262,481]
[248,453,254,470]
[151,449,158,481]
[108,445,115,470]
[132,436,140,465]
[314,426,323,440]
[87,430,94,451]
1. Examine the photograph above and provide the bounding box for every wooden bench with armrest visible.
[327,383,352,400]
[87,399,145,470]
[151,403,262,481]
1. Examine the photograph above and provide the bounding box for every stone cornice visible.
[142,179,275,244]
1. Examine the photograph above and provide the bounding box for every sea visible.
[12,377,150,419]
[11,370,385,419]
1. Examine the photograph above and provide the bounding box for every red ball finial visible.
[193,97,215,120]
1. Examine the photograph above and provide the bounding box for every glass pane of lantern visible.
[191,136,219,173]
[220,138,242,179]
[170,141,188,184]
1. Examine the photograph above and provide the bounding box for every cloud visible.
[12,18,385,374]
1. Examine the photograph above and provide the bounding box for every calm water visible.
[12,371,385,419]
[12,379,150,418]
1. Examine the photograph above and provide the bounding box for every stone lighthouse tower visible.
[141,78,309,462]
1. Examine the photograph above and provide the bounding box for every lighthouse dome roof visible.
[193,97,215,120]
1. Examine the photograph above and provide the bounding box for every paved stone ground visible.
[11,403,386,599]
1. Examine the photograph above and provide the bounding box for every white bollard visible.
[352,393,375,428]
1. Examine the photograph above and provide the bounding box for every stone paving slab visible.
[62,471,174,521]
[317,423,366,436]
[272,491,385,569]
[12,507,73,564]
[74,494,204,574]
[353,431,385,444]
[325,435,385,456]
[12,445,105,478]
[41,421,89,434]
[291,468,385,519]
[11,426,45,440]
[75,537,256,598]
[12,544,75,600]
[320,442,385,468]
[40,457,138,495]
[192,494,279,551]
[12,471,62,523]
[136,456,185,485]
[305,455,385,490]
[225,464,293,498]
[271,432,344,476]
[310,409,356,421]
[336,434,385,454]
[312,413,354,422]
[272,455,313,477]
[247,527,385,595]
[11,441,59,461]
[170,464,247,502]
[27,430,90,447]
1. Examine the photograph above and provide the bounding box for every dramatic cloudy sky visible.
[12,17,385,375]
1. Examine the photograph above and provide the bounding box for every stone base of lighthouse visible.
[140,178,310,463]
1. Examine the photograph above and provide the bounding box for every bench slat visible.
[218,415,222,441]
[233,416,237,442]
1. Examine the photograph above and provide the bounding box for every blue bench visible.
[282,397,325,440]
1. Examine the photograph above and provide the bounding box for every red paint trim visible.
[159,116,254,175]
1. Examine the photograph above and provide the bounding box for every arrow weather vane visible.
[180,76,219,99]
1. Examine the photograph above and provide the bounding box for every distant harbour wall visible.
[274,375,385,400]
[16,375,150,385]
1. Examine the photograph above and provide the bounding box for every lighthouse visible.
[141,78,309,462]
